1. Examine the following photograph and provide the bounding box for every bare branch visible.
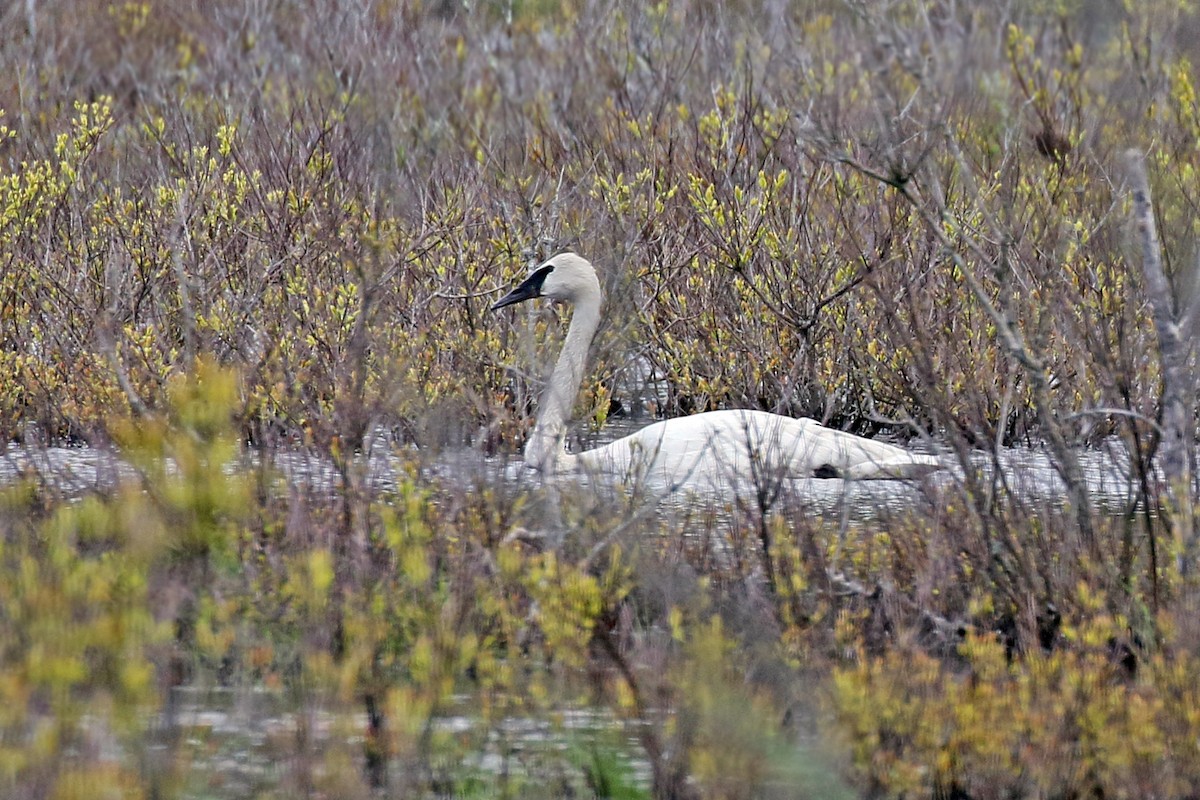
[1123,149,1197,571]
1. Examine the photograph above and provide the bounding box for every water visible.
[1,426,1143,514]
[159,686,649,798]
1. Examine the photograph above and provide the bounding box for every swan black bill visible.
[491,264,555,311]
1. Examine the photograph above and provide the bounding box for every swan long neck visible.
[525,292,601,472]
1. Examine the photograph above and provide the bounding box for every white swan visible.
[492,252,941,485]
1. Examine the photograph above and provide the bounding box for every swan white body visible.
[493,253,940,485]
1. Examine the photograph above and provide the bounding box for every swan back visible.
[576,409,940,488]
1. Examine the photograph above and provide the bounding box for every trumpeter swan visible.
[492,252,940,485]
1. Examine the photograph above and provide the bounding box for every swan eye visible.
[813,464,841,479]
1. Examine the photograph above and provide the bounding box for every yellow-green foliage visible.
[0,361,659,797]
[0,0,1191,446]
[0,491,165,796]
[0,359,250,797]
[673,617,788,800]
[7,358,1199,798]
[833,605,1200,798]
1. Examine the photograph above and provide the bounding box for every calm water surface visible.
[0,424,1144,515]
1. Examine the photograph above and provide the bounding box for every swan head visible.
[491,252,602,310]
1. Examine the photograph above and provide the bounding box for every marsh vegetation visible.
[3,0,1200,797]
